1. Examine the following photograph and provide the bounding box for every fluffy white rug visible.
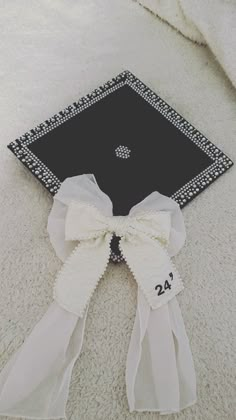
[138,0,236,88]
[0,0,235,419]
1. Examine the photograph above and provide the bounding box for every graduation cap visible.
[8,70,233,260]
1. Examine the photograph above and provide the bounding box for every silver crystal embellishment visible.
[115,145,131,159]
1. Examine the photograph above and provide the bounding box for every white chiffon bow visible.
[0,174,196,418]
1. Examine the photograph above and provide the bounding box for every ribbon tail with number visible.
[126,291,196,413]
[120,230,196,412]
[120,233,183,310]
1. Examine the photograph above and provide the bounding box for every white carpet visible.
[0,1,235,419]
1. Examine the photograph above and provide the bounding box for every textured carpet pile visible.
[0,1,235,419]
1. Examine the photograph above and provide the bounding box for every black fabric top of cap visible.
[8,70,233,216]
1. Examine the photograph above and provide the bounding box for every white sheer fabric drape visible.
[0,174,196,418]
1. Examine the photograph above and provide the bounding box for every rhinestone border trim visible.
[8,70,233,207]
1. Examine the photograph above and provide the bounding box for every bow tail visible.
[120,235,184,310]
[121,237,196,413]
[0,302,87,419]
[126,290,196,414]
[54,233,112,316]
[0,235,112,418]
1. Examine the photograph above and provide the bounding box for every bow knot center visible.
[107,215,130,237]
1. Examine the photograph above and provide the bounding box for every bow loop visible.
[65,201,107,241]
[128,211,172,244]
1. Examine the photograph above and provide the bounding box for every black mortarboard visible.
[8,70,233,259]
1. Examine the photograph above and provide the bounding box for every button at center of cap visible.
[115,145,131,159]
